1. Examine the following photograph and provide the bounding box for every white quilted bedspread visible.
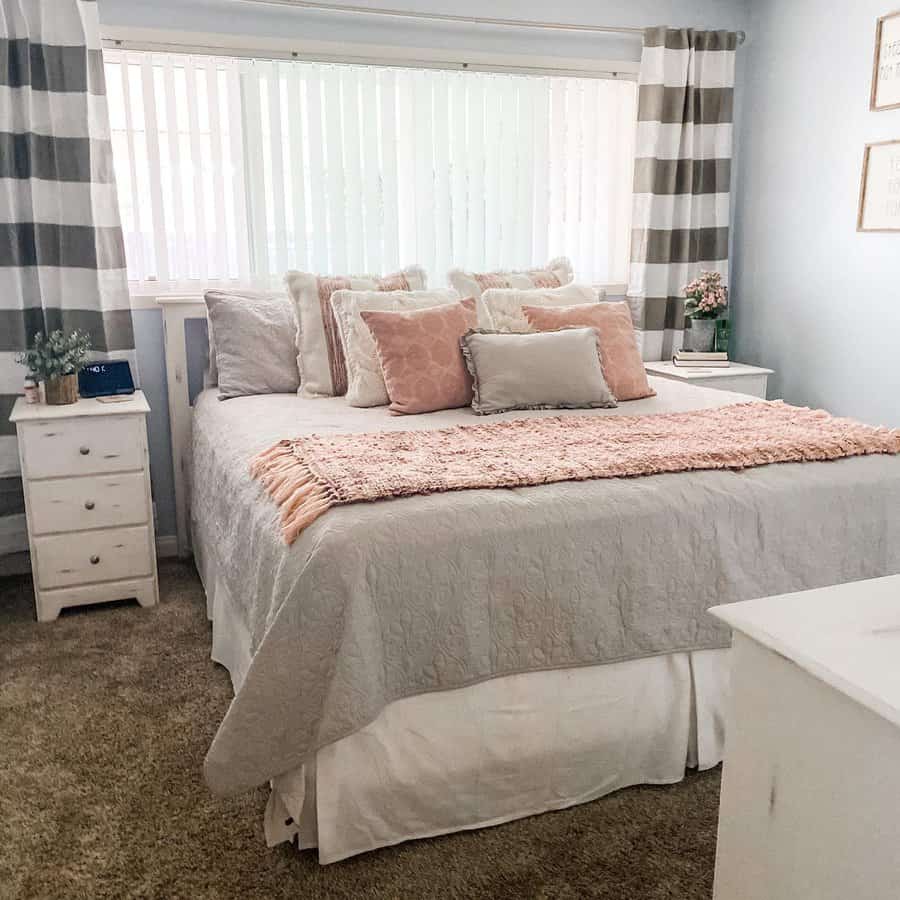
[190,379,900,796]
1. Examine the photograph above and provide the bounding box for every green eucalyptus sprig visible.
[16,330,92,381]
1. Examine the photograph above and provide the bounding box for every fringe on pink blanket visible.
[250,401,900,544]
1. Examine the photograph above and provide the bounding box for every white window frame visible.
[102,25,638,307]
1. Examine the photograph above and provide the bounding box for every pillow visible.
[284,265,426,397]
[459,328,617,416]
[204,289,288,387]
[361,298,477,415]
[480,282,603,332]
[331,288,461,407]
[448,257,573,301]
[523,302,656,402]
[204,290,300,400]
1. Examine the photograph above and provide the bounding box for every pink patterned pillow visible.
[523,301,656,401]
[361,298,477,415]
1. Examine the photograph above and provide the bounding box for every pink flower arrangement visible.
[683,271,728,320]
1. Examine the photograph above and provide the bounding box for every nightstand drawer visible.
[33,525,154,590]
[28,473,150,535]
[19,415,145,479]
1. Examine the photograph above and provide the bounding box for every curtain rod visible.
[228,0,747,45]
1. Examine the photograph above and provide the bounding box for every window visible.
[104,50,637,291]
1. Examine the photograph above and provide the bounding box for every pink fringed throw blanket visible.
[251,401,900,544]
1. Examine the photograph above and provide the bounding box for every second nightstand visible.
[644,361,773,399]
[9,391,159,622]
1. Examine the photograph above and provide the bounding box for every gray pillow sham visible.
[204,289,300,400]
[459,328,618,415]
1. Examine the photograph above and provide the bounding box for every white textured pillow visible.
[480,283,605,332]
[204,288,289,389]
[332,288,460,407]
[204,289,299,400]
[448,257,574,301]
[284,265,426,397]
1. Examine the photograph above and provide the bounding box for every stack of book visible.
[672,350,730,368]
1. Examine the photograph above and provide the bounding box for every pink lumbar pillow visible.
[522,301,656,401]
[361,298,478,415]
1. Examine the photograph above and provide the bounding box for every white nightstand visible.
[9,391,159,622]
[644,361,773,399]
[710,577,900,900]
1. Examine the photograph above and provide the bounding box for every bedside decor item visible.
[78,360,136,399]
[858,140,900,232]
[16,330,92,405]
[715,318,731,354]
[683,272,729,352]
[9,391,158,621]
[23,376,40,404]
[673,351,730,368]
[870,9,900,111]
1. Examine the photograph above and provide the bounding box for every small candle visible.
[24,377,40,404]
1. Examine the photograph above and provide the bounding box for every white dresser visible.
[644,361,773,398]
[710,576,900,900]
[10,392,159,622]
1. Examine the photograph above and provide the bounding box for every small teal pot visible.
[687,318,717,352]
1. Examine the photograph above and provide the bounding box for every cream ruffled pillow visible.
[480,282,604,332]
[284,265,426,397]
[447,257,573,301]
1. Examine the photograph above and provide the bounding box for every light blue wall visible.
[132,309,176,538]
[731,0,900,427]
[98,0,750,542]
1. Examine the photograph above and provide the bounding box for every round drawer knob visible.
[89,554,100,565]
[79,446,90,456]
[84,500,95,510]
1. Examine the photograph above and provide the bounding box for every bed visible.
[155,295,900,863]
[172,342,900,862]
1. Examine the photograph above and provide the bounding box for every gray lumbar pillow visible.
[459,327,618,415]
[204,289,300,400]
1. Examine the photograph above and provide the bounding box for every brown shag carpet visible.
[0,561,721,900]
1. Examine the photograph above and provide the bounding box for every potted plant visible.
[16,330,92,405]
[682,271,729,352]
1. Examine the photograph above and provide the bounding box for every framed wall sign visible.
[857,140,900,232]
[871,9,900,110]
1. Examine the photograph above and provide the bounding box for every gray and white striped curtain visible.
[1,0,135,555]
[628,27,737,361]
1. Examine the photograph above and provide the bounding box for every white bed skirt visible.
[200,543,729,865]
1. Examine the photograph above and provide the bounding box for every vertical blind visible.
[104,50,637,290]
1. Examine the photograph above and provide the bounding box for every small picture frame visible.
[857,139,900,232]
[870,9,900,111]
